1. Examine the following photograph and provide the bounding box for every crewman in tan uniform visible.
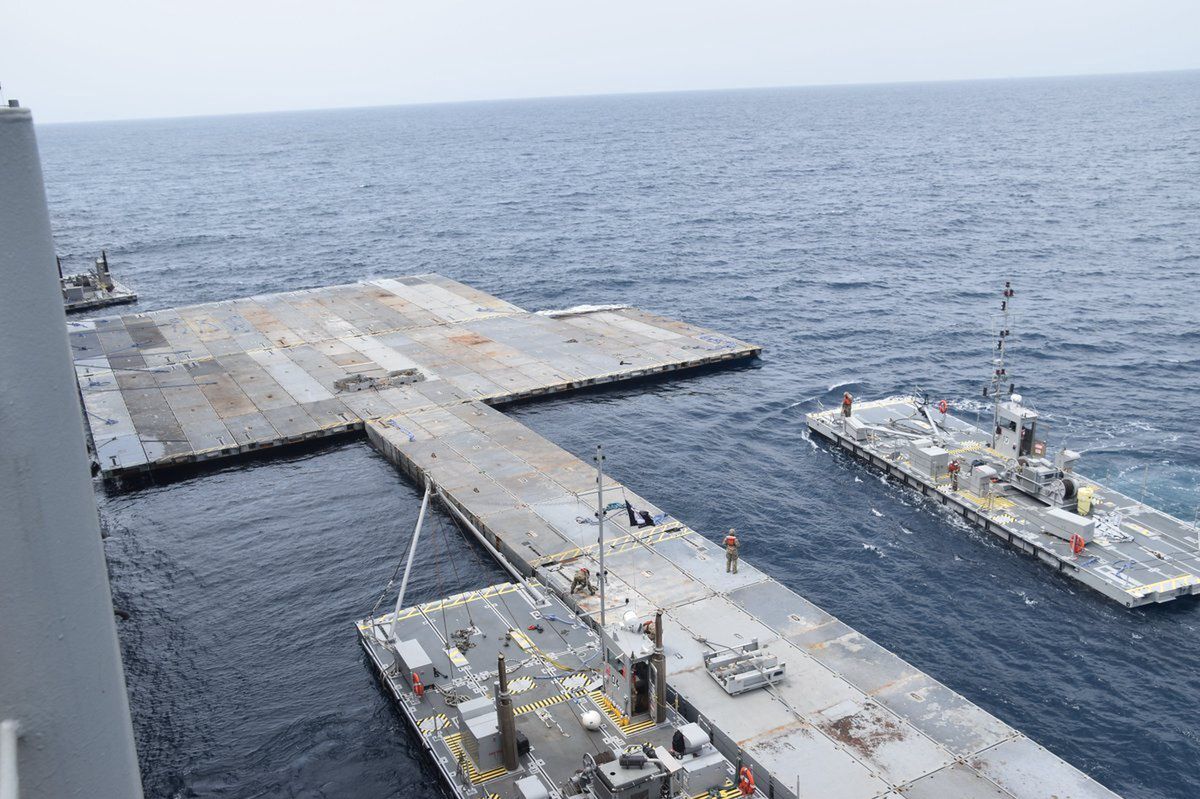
[724,529,740,574]
[570,567,594,595]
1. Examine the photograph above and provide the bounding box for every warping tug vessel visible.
[59,250,137,312]
[806,282,1200,607]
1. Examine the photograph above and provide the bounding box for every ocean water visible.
[37,71,1200,798]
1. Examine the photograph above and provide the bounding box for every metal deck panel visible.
[970,736,1120,799]
[902,763,1018,799]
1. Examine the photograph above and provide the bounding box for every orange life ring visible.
[1070,534,1086,555]
[412,673,425,698]
[738,765,755,795]
[938,400,949,414]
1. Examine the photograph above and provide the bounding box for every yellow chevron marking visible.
[418,713,448,735]
[508,676,535,695]
[444,732,507,784]
[446,647,468,668]
[509,628,534,652]
[587,690,657,736]
[513,690,587,716]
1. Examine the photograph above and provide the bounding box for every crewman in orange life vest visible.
[842,392,853,418]
[725,529,740,574]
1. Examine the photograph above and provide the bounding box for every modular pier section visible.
[70,274,757,480]
[807,398,1200,607]
[367,402,1118,799]
[72,276,1120,798]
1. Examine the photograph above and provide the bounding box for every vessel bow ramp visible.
[73,275,1120,798]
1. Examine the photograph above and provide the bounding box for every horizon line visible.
[34,65,1200,127]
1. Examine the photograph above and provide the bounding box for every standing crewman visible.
[947,460,961,491]
[570,566,594,595]
[842,392,853,418]
[724,528,740,574]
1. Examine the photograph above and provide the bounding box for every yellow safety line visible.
[690,783,741,799]
[357,584,521,630]
[956,490,1016,510]
[1127,574,1199,598]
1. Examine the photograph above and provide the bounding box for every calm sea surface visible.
[38,71,1200,798]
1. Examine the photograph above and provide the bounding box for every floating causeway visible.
[807,397,1200,607]
[74,276,1121,798]
[71,274,757,479]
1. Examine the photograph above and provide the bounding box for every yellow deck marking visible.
[418,713,449,735]
[358,584,522,630]
[444,732,507,784]
[508,676,535,695]
[513,690,586,716]
[1127,574,1199,598]
[691,783,741,799]
[446,647,468,668]
[509,628,535,652]
[587,690,657,736]
[957,490,1015,510]
[1127,522,1156,537]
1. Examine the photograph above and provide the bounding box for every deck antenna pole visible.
[394,478,433,624]
[595,445,606,629]
[989,281,1015,448]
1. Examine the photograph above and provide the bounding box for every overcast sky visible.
[5,0,1198,124]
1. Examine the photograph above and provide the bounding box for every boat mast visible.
[594,445,606,628]
[989,281,1015,440]
[394,480,433,622]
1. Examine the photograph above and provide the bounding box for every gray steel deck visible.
[367,400,1120,799]
[70,274,758,479]
[806,397,1200,607]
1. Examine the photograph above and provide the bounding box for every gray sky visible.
[5,0,1198,123]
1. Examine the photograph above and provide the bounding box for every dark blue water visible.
[38,71,1200,798]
